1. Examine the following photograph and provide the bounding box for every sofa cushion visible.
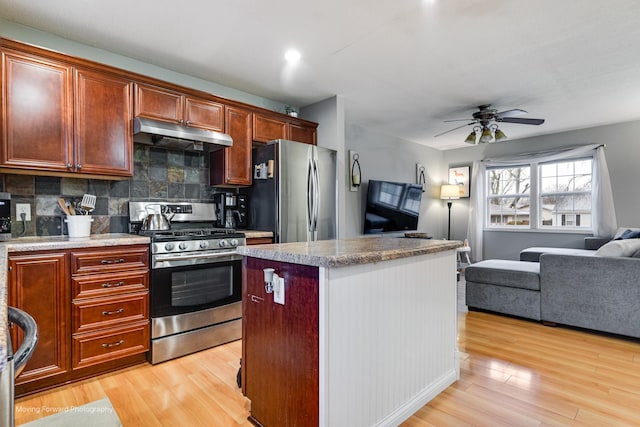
[520,247,596,262]
[595,239,640,257]
[465,259,540,291]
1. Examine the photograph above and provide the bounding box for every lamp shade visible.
[479,126,493,143]
[440,184,461,200]
[464,130,477,144]
[494,128,507,142]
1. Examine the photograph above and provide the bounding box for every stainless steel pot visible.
[141,205,175,231]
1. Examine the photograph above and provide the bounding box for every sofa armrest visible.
[540,253,640,338]
[584,237,610,250]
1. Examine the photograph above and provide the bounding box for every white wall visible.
[344,123,446,239]
[443,120,640,260]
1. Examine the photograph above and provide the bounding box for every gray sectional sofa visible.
[465,230,640,338]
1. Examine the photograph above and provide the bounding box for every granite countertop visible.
[0,233,150,373]
[236,236,462,268]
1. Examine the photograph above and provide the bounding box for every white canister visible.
[65,215,93,238]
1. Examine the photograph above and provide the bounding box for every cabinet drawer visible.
[71,245,149,275]
[73,292,148,334]
[72,270,148,299]
[72,321,149,369]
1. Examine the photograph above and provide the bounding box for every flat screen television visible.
[363,180,423,234]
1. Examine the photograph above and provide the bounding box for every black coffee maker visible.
[213,193,248,229]
[0,192,11,241]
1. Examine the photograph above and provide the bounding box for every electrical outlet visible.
[16,203,31,221]
[274,276,285,305]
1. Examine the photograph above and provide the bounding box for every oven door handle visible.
[153,251,240,262]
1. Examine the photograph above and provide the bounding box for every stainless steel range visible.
[129,201,245,364]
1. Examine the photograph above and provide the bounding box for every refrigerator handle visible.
[312,157,320,234]
[306,154,314,233]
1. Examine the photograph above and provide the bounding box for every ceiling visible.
[2,0,640,150]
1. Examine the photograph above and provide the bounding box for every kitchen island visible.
[237,236,461,427]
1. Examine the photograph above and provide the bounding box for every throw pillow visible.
[615,229,640,240]
[595,239,640,257]
[613,227,640,240]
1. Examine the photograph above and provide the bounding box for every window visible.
[539,159,592,230]
[487,166,531,227]
[486,157,593,230]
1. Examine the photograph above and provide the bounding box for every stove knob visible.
[200,241,209,249]
[164,242,175,251]
[230,239,239,247]
[219,240,228,248]
[179,242,188,250]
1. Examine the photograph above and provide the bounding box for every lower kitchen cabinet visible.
[8,244,150,396]
[8,252,70,388]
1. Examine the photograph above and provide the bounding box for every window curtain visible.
[466,144,617,261]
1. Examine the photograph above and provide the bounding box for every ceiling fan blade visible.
[498,117,545,125]
[443,118,475,123]
[434,122,475,138]
[495,108,527,118]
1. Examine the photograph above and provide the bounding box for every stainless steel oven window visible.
[171,266,234,307]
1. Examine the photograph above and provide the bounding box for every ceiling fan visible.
[435,104,545,144]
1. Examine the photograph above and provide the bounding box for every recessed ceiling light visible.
[284,49,301,63]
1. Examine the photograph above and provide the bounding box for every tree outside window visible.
[487,166,531,227]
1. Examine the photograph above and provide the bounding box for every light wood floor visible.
[15,311,640,426]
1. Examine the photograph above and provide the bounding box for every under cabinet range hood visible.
[133,117,233,152]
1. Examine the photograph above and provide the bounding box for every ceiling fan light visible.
[479,127,493,143]
[464,130,477,144]
[494,128,508,142]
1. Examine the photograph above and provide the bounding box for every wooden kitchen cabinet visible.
[1,49,74,172]
[245,236,273,245]
[210,105,253,186]
[8,244,149,397]
[253,112,317,145]
[8,252,71,389]
[242,256,319,426]
[134,82,224,132]
[74,67,133,176]
[70,245,150,370]
[0,41,134,178]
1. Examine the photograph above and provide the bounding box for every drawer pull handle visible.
[101,258,125,265]
[102,340,125,348]
[101,281,125,288]
[102,308,124,316]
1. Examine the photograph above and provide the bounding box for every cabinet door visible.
[184,96,224,132]
[252,113,288,143]
[211,106,252,186]
[8,252,70,386]
[74,68,134,176]
[289,122,317,145]
[1,49,74,172]
[242,257,319,426]
[134,83,183,124]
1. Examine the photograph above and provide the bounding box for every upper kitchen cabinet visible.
[134,83,224,132]
[0,40,134,178]
[74,68,133,176]
[1,49,74,173]
[253,112,317,145]
[211,106,253,186]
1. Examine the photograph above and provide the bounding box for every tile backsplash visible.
[1,145,223,237]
